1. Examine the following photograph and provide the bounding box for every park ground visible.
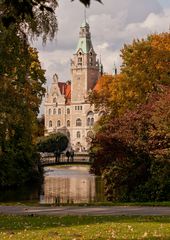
[0,205,170,239]
[0,215,170,239]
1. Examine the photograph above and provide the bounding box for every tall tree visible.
[91,87,170,201]
[0,0,58,42]
[0,0,102,41]
[0,0,102,188]
[91,33,170,115]
[120,32,170,107]
[37,133,68,153]
[90,32,170,201]
[0,23,46,187]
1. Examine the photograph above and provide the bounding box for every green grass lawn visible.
[0,215,169,239]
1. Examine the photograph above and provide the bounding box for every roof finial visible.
[99,54,102,64]
[113,62,117,75]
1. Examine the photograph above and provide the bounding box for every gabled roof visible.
[58,82,71,104]
[65,83,71,104]
[58,82,66,95]
[93,80,100,92]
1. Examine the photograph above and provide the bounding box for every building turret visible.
[71,20,99,103]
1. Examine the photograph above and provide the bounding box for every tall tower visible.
[71,21,99,103]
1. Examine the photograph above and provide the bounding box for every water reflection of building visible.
[41,175,96,204]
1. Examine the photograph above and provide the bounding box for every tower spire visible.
[99,54,103,76]
[84,8,87,23]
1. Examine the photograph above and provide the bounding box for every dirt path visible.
[0,206,170,216]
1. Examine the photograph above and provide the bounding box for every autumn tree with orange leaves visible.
[90,32,170,201]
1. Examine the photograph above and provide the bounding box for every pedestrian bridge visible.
[40,152,91,166]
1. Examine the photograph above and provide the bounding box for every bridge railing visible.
[40,152,90,166]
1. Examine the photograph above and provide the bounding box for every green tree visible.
[0,23,46,187]
[72,0,102,7]
[36,115,45,138]
[0,0,58,43]
[37,133,68,153]
[0,0,102,39]
[0,0,102,188]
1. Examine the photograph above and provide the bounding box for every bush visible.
[37,133,68,153]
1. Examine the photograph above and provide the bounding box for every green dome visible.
[76,38,93,53]
[81,21,89,28]
[75,21,93,53]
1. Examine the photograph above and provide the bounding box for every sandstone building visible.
[44,20,103,151]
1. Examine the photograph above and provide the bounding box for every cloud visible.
[34,0,169,83]
[38,49,72,84]
[88,7,170,73]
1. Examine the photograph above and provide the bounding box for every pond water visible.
[40,166,106,204]
[0,166,106,204]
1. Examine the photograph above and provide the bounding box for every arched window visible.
[77,131,81,138]
[57,120,61,127]
[87,131,94,138]
[91,117,94,126]
[89,57,93,66]
[58,108,61,115]
[87,111,94,116]
[87,117,90,126]
[78,57,82,66]
[48,109,51,115]
[87,111,94,126]
[67,108,70,114]
[53,108,56,114]
[67,120,70,127]
[99,111,105,116]
[49,120,52,127]
[76,118,82,126]
[53,97,56,103]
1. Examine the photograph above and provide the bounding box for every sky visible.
[34,0,170,87]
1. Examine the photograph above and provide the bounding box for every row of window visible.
[75,106,82,110]
[77,57,93,66]
[48,108,70,115]
[48,109,105,117]
[48,108,92,115]
[48,118,94,128]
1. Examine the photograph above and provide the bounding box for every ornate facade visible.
[44,21,103,151]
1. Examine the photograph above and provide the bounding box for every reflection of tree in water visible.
[41,166,105,204]
[95,176,106,202]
